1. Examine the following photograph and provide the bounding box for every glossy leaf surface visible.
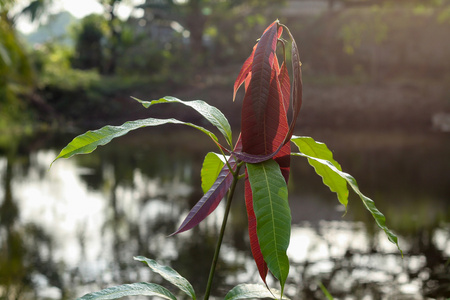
[133,96,233,147]
[224,284,287,300]
[201,152,226,193]
[171,157,237,235]
[244,171,268,283]
[291,136,348,208]
[241,22,284,156]
[291,152,402,255]
[134,256,196,300]
[52,118,218,165]
[77,282,176,300]
[246,159,291,294]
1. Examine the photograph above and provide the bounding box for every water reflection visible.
[0,129,448,299]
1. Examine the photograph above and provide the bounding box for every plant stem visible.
[203,166,241,300]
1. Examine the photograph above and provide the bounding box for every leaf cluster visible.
[52,20,402,300]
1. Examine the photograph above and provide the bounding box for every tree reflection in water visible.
[0,129,448,299]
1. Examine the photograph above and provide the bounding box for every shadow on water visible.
[0,127,448,299]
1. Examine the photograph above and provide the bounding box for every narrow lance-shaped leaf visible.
[51,118,219,166]
[133,96,233,147]
[243,55,291,284]
[224,284,288,300]
[171,134,242,235]
[134,256,196,300]
[171,160,235,235]
[244,171,268,284]
[290,151,402,256]
[233,23,283,103]
[291,136,348,209]
[241,21,279,155]
[77,282,176,300]
[283,26,303,143]
[171,136,243,235]
[246,159,291,295]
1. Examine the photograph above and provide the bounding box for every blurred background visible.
[0,0,449,299]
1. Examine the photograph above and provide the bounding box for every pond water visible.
[0,127,449,300]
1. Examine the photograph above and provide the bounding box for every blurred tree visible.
[72,14,105,71]
[98,0,124,74]
[0,0,34,129]
[140,0,285,67]
[16,0,53,24]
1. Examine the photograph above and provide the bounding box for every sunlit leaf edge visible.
[134,256,196,300]
[132,96,233,147]
[291,152,403,256]
[76,282,176,300]
[51,117,219,166]
[224,284,289,300]
[291,136,349,209]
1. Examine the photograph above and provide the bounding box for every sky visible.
[15,0,146,34]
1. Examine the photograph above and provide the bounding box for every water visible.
[0,127,448,299]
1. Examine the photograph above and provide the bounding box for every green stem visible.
[203,165,242,300]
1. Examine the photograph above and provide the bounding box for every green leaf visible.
[133,96,233,147]
[51,117,219,166]
[77,282,176,300]
[291,136,349,210]
[134,256,196,300]
[246,160,291,295]
[224,284,288,300]
[201,152,226,193]
[291,152,403,256]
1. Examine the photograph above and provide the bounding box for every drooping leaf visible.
[246,159,291,295]
[77,282,176,300]
[171,136,242,236]
[291,136,348,209]
[224,284,288,300]
[171,156,238,235]
[134,256,196,300]
[51,118,219,166]
[133,96,233,147]
[201,152,226,193]
[291,152,402,256]
[244,171,268,284]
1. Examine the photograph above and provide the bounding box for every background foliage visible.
[1,0,449,131]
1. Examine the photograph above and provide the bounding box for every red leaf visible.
[170,136,243,235]
[244,171,268,283]
[233,23,283,102]
[242,67,289,155]
[278,62,290,114]
[284,32,303,143]
[233,47,255,102]
[170,161,235,235]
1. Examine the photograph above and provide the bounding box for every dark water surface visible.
[0,127,448,300]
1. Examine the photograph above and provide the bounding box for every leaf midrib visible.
[260,163,283,272]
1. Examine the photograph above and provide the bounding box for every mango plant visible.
[52,20,402,300]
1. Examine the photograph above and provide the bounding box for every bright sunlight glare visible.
[14,0,146,34]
